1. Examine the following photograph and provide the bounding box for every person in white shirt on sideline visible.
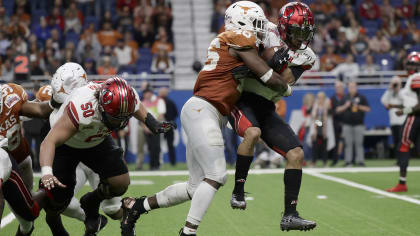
[380,76,406,158]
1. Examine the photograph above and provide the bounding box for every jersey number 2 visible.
[81,102,94,118]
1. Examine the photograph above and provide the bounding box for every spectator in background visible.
[381,0,395,20]
[360,54,380,74]
[211,0,228,33]
[133,21,155,48]
[396,0,414,19]
[142,88,166,170]
[345,19,362,43]
[133,0,154,22]
[118,6,133,31]
[114,39,136,70]
[332,54,359,80]
[97,21,122,47]
[124,31,138,50]
[76,33,101,62]
[381,76,406,158]
[310,0,328,24]
[117,0,137,11]
[76,0,95,17]
[1,59,13,81]
[337,82,370,167]
[369,30,391,54]
[351,33,370,55]
[151,49,174,74]
[152,28,173,54]
[0,31,11,56]
[301,93,316,164]
[47,6,65,31]
[320,44,343,71]
[330,81,346,166]
[136,81,150,170]
[99,45,119,67]
[360,0,380,20]
[50,28,64,50]
[15,6,30,26]
[310,91,330,167]
[29,54,44,75]
[335,30,352,54]
[64,2,82,34]
[395,49,408,70]
[83,58,97,75]
[13,35,27,54]
[152,0,173,38]
[158,87,178,166]
[33,17,51,45]
[97,55,117,75]
[321,0,337,18]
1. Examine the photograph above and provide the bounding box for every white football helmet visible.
[224,1,268,44]
[51,62,88,104]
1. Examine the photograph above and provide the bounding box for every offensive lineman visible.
[387,51,420,192]
[119,2,292,235]
[38,77,175,236]
[229,2,317,231]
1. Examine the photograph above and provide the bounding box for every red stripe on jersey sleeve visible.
[67,102,80,129]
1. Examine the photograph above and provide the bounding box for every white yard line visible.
[0,213,15,228]
[305,171,420,205]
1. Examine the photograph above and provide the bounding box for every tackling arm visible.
[20,101,53,119]
[230,48,289,94]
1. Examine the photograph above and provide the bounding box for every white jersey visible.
[50,82,141,149]
[400,72,420,108]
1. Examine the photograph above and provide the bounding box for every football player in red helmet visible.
[228,2,317,232]
[39,77,175,235]
[278,2,315,50]
[387,52,420,193]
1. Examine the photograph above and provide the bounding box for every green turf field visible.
[2,162,420,235]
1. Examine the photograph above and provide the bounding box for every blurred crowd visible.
[0,0,175,83]
[212,0,420,74]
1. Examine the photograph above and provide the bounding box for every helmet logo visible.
[102,90,113,105]
[58,85,68,94]
[239,5,254,14]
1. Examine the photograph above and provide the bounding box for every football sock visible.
[83,190,104,218]
[46,213,68,235]
[156,182,190,208]
[233,155,253,194]
[62,197,86,221]
[284,169,302,215]
[186,181,217,227]
[399,177,406,185]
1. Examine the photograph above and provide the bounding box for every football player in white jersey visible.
[228,2,317,231]
[386,52,420,193]
[39,77,175,236]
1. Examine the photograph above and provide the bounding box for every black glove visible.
[232,65,256,80]
[267,47,290,70]
[145,113,177,134]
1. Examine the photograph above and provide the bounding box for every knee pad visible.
[101,197,122,215]
[156,182,191,208]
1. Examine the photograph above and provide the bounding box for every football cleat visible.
[179,228,196,236]
[83,215,108,236]
[120,196,148,236]
[280,211,316,231]
[386,183,407,192]
[231,193,246,210]
[15,225,34,236]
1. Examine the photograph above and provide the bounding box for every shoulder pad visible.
[221,30,257,50]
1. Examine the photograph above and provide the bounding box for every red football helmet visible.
[406,51,420,75]
[98,77,137,130]
[278,2,314,50]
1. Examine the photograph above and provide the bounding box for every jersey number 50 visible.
[81,102,94,118]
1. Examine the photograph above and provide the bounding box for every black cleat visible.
[83,214,108,236]
[280,211,316,232]
[179,228,196,236]
[15,225,34,236]
[120,196,148,236]
[230,192,246,210]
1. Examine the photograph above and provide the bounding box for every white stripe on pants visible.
[343,124,365,164]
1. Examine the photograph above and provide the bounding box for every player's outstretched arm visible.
[133,102,176,134]
[20,101,53,119]
[231,48,290,95]
[39,112,76,190]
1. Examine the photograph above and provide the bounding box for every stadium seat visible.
[374,54,395,71]
[65,31,80,46]
[84,16,98,30]
[355,55,366,66]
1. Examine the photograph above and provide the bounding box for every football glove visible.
[145,113,177,134]
[267,47,290,70]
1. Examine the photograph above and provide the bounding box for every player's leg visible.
[80,137,128,234]
[229,104,260,210]
[17,156,33,192]
[62,164,88,222]
[387,116,420,192]
[260,110,316,231]
[120,142,199,236]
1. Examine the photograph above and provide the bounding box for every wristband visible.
[260,69,273,83]
[144,112,159,134]
[283,84,292,97]
[41,166,53,176]
[403,107,413,115]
